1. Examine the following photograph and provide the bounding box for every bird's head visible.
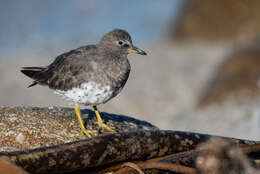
[99,29,147,56]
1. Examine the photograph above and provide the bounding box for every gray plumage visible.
[21,29,146,105]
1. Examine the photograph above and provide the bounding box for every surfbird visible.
[21,29,147,138]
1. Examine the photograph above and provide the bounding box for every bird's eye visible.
[117,41,124,46]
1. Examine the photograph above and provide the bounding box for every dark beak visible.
[128,46,147,55]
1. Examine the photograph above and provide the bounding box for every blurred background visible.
[1,0,260,140]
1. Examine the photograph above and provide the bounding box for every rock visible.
[196,138,258,174]
[198,42,260,107]
[15,133,25,145]
[1,130,258,174]
[0,106,158,151]
[171,0,260,43]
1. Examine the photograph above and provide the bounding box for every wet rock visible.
[171,0,260,43]
[196,138,258,174]
[198,42,260,107]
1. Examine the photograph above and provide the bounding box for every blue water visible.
[0,0,182,56]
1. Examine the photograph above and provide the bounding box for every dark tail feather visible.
[27,81,38,88]
[22,66,45,70]
[21,67,45,87]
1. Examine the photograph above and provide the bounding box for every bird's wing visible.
[34,45,98,91]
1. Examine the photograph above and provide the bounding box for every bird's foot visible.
[79,128,96,139]
[75,104,97,138]
[93,105,116,133]
[95,120,116,133]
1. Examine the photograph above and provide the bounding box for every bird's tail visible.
[21,67,45,87]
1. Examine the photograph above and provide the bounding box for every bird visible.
[21,29,147,138]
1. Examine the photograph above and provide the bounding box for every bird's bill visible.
[128,46,147,55]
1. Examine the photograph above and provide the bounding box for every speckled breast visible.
[55,57,131,106]
[54,81,117,105]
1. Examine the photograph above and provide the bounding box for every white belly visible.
[54,81,116,105]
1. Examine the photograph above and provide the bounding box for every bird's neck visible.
[98,46,128,58]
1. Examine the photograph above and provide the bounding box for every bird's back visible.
[21,45,99,90]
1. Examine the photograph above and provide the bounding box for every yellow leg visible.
[74,104,94,138]
[93,105,115,132]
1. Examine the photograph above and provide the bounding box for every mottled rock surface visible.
[1,130,258,174]
[0,107,259,174]
[0,106,158,151]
